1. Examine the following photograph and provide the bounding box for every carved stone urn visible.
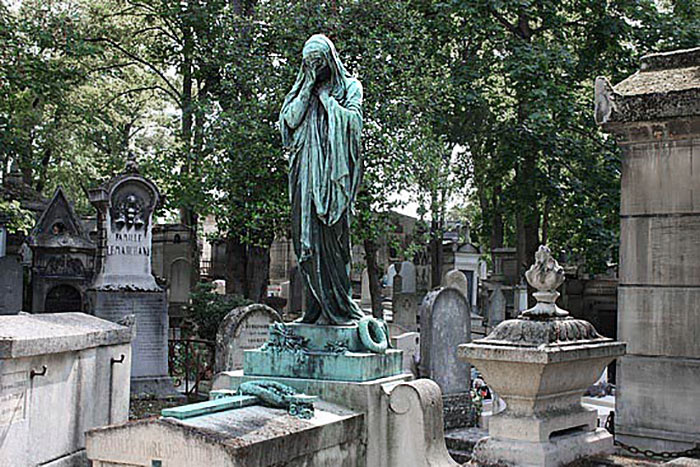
[458,245,626,467]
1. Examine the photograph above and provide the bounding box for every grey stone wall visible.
[597,47,700,451]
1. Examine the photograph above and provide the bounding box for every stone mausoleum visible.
[28,187,96,313]
[596,46,700,452]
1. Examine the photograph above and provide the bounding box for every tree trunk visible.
[363,237,383,318]
[430,216,443,289]
[246,244,270,303]
[225,235,247,296]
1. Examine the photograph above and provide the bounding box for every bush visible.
[185,282,252,341]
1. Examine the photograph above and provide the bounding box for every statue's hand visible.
[304,65,317,89]
[318,83,332,107]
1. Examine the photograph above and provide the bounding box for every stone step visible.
[444,427,487,452]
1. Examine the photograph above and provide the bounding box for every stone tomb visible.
[28,187,96,313]
[215,303,282,372]
[87,166,175,397]
[596,47,700,452]
[0,312,132,466]
[419,287,472,429]
[87,399,363,467]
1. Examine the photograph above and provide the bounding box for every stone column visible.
[596,47,700,451]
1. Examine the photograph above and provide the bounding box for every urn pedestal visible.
[459,246,626,467]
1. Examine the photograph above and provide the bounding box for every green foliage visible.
[0,200,34,235]
[186,282,252,341]
[2,0,697,278]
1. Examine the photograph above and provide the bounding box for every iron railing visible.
[168,338,215,401]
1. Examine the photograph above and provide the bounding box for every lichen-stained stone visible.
[459,246,625,466]
[597,46,700,452]
[215,304,282,372]
[86,401,363,467]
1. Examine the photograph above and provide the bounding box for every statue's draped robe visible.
[280,42,364,325]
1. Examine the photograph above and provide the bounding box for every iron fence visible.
[168,338,215,401]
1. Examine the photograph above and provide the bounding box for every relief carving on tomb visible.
[43,255,86,277]
[111,193,146,231]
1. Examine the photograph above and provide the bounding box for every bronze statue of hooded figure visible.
[279,34,364,325]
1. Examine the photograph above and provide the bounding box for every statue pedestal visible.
[243,323,403,382]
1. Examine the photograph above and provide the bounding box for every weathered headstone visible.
[420,287,472,429]
[419,288,471,394]
[215,304,282,372]
[488,286,506,327]
[387,260,417,294]
[87,164,175,397]
[360,268,371,309]
[169,258,191,304]
[391,331,420,376]
[0,247,23,314]
[392,292,420,332]
[0,312,132,466]
[444,269,485,339]
[443,269,469,298]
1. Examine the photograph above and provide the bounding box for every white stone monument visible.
[460,245,626,467]
[0,312,132,466]
[87,161,176,397]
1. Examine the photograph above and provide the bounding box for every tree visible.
[445,0,695,277]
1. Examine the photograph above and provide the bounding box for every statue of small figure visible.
[279,34,364,325]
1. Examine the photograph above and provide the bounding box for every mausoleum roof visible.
[595,47,700,125]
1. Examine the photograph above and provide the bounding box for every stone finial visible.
[521,245,568,319]
[124,152,140,174]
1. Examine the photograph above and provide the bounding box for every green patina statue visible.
[280,34,364,326]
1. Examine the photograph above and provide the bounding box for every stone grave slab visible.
[86,400,363,467]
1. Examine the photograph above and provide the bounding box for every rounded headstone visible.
[215,304,282,372]
[443,269,469,299]
[419,287,471,395]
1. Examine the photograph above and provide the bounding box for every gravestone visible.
[392,292,420,332]
[443,269,468,298]
[488,286,506,327]
[215,304,282,372]
[420,287,472,429]
[387,260,417,294]
[391,331,420,376]
[169,258,191,304]
[360,269,371,309]
[0,247,23,314]
[87,164,175,397]
[444,270,486,339]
